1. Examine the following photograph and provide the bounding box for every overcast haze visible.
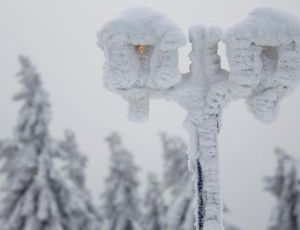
[1,1,300,230]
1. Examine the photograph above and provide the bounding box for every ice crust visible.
[224,7,300,122]
[98,7,300,230]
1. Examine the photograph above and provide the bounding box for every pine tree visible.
[160,133,195,230]
[265,147,300,230]
[0,56,100,230]
[0,56,63,230]
[143,172,165,230]
[60,130,101,230]
[61,130,87,188]
[101,132,141,230]
[223,206,240,230]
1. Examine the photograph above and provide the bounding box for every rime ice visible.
[98,7,300,230]
[97,7,187,122]
[224,7,300,122]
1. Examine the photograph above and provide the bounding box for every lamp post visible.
[97,7,300,230]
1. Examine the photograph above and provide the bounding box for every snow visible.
[0,57,100,230]
[224,7,300,122]
[143,173,165,230]
[101,132,142,230]
[98,6,300,230]
[97,7,187,122]
[265,148,300,230]
[161,133,195,230]
[161,133,240,230]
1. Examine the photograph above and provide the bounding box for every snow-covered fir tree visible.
[143,172,165,230]
[223,206,240,230]
[61,130,87,188]
[0,55,63,230]
[160,133,196,230]
[0,56,100,230]
[265,147,300,230]
[60,129,101,230]
[101,132,141,230]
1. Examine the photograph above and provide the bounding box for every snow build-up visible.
[97,7,300,230]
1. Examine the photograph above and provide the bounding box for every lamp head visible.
[97,7,187,122]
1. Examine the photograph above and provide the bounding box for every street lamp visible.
[97,7,300,230]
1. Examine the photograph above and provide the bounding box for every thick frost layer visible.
[171,23,228,230]
[99,7,300,230]
[98,7,186,121]
[224,7,300,122]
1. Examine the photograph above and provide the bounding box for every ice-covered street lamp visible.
[98,8,186,122]
[97,7,300,230]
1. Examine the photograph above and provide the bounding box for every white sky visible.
[1,1,300,230]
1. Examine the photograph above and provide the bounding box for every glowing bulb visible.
[135,45,145,55]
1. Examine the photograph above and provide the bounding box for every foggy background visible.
[1,0,300,230]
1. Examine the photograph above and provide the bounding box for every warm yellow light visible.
[135,45,145,55]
